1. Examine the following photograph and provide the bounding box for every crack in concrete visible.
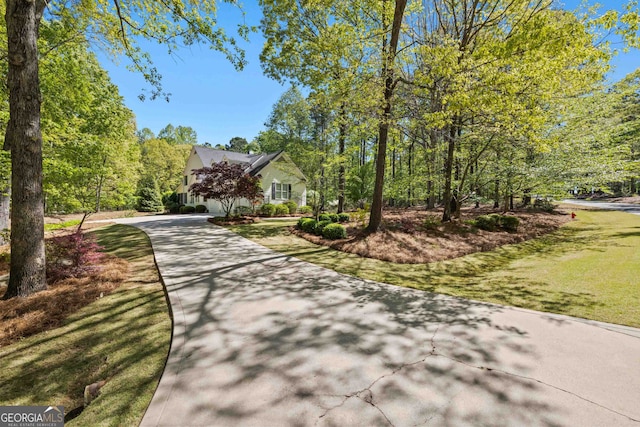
[316,325,639,425]
[434,353,640,424]
[316,327,441,426]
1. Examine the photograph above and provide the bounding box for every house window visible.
[190,193,194,204]
[271,183,291,200]
[184,175,188,185]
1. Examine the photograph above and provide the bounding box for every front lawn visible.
[227,210,640,327]
[0,224,171,426]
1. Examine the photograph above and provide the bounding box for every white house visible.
[176,146,307,215]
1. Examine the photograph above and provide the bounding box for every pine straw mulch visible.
[293,207,572,264]
[0,256,129,347]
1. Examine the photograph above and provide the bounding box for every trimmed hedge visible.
[284,200,298,214]
[328,213,339,223]
[475,214,519,232]
[318,213,331,222]
[195,204,208,213]
[337,213,350,223]
[179,205,196,214]
[300,218,317,233]
[260,203,276,217]
[322,223,347,240]
[498,215,520,231]
[299,205,313,215]
[275,204,290,216]
[314,220,332,235]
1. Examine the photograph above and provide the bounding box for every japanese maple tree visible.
[189,162,263,217]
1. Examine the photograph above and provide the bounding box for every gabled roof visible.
[192,146,287,177]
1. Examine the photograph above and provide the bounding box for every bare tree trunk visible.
[3,0,47,299]
[0,185,10,245]
[337,104,346,213]
[441,123,457,222]
[367,0,407,232]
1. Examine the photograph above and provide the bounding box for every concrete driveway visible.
[113,215,640,427]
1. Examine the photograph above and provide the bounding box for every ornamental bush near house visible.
[179,205,196,214]
[260,203,276,217]
[300,218,317,233]
[299,205,313,215]
[337,213,350,223]
[314,220,332,236]
[328,213,339,223]
[234,205,253,216]
[275,204,290,216]
[318,213,331,222]
[195,204,208,213]
[322,223,347,240]
[284,200,298,214]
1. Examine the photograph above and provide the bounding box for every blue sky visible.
[96,0,639,147]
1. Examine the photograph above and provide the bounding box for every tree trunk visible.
[441,123,457,222]
[0,185,10,245]
[337,104,346,214]
[3,0,47,299]
[367,0,407,232]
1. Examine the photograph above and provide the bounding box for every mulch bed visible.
[292,207,572,264]
[208,216,260,226]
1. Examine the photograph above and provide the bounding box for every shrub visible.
[354,209,368,226]
[337,213,350,223]
[301,218,317,233]
[234,205,253,216]
[533,198,555,213]
[275,204,290,216]
[422,215,440,230]
[298,217,314,230]
[328,213,339,223]
[299,205,313,215]
[46,232,105,283]
[179,205,196,214]
[476,215,498,231]
[195,204,208,213]
[260,203,276,217]
[314,220,332,235]
[167,202,181,214]
[322,223,347,240]
[498,215,520,232]
[284,200,298,214]
[318,213,331,222]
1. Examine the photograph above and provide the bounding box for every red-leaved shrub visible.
[46,232,105,283]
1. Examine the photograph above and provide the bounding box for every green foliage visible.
[354,209,368,227]
[299,205,313,215]
[136,177,163,212]
[275,204,290,216]
[476,214,520,232]
[314,220,332,236]
[195,205,208,213]
[284,200,298,214]
[476,215,499,231]
[234,206,253,216]
[179,205,196,214]
[337,213,350,222]
[300,218,317,233]
[422,216,441,230]
[260,203,277,217]
[499,215,520,232]
[328,213,339,223]
[322,223,347,240]
[318,213,331,222]
[44,220,82,231]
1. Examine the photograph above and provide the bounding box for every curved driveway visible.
[114,215,640,427]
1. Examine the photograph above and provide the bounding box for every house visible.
[176,146,307,215]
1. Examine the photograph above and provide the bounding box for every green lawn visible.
[44,219,81,231]
[0,224,171,426]
[228,210,640,327]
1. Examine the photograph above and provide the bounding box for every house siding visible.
[177,148,306,216]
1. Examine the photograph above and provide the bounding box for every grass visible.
[44,219,82,231]
[228,211,640,328]
[0,224,171,426]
